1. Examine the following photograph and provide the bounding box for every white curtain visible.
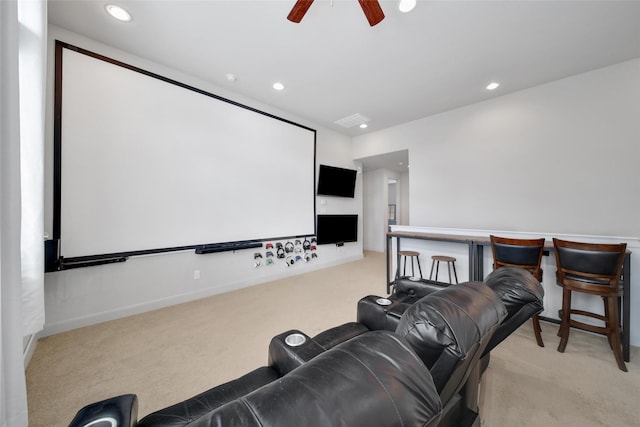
[1,0,46,426]
[18,0,46,337]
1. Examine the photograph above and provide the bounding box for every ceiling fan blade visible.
[287,0,315,23]
[358,0,385,26]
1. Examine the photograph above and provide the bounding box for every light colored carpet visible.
[26,251,639,426]
[482,321,640,427]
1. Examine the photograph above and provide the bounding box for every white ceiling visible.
[49,0,640,140]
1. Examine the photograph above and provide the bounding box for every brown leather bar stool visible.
[397,250,422,279]
[429,255,458,284]
[553,238,628,372]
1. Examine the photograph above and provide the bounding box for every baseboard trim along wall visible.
[24,333,39,369]
[41,253,364,337]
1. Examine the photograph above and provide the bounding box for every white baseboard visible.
[41,254,363,337]
[24,333,39,369]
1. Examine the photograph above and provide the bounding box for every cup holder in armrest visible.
[268,330,325,376]
[284,333,307,347]
[376,298,392,306]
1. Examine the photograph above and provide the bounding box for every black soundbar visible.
[59,256,128,270]
[195,241,263,254]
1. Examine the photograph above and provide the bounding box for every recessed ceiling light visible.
[272,82,285,91]
[486,82,500,90]
[359,123,368,129]
[398,0,417,13]
[226,73,237,82]
[105,4,131,22]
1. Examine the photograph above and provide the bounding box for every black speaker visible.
[44,239,59,272]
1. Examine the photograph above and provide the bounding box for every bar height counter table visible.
[386,230,631,362]
[386,231,479,293]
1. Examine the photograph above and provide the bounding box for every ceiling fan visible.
[287,0,385,27]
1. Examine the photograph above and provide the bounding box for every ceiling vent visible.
[334,113,370,128]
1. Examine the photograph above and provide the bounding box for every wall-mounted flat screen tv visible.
[317,164,357,198]
[316,214,358,245]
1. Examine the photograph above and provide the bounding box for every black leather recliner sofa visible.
[69,267,542,427]
[357,267,544,362]
[69,331,442,427]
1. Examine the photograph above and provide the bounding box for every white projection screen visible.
[54,42,316,262]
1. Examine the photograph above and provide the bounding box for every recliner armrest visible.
[357,295,412,331]
[268,330,326,376]
[312,322,370,350]
[68,394,138,427]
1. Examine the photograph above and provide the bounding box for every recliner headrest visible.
[484,267,544,318]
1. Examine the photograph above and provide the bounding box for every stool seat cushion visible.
[400,250,420,256]
[431,255,456,262]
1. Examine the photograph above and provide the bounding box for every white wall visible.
[353,59,640,345]
[399,171,410,225]
[363,169,385,252]
[354,58,640,237]
[43,27,363,336]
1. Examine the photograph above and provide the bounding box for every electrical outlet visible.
[193,270,200,280]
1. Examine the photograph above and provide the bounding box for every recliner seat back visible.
[189,331,442,427]
[395,282,507,405]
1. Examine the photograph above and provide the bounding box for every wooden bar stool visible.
[429,255,458,284]
[397,250,422,279]
[553,238,628,372]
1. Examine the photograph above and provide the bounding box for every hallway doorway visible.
[357,150,409,252]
